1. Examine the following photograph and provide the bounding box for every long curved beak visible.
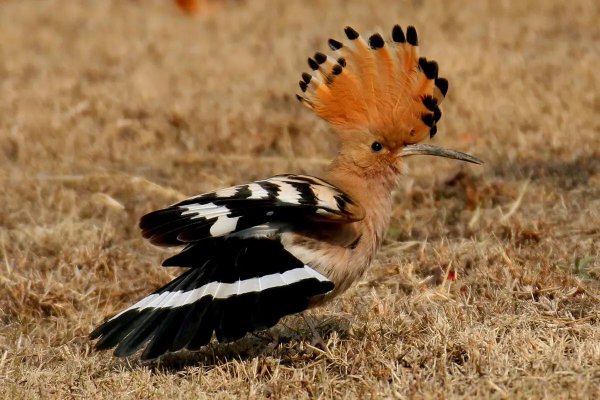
[400,144,483,165]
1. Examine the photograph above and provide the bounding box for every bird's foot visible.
[302,314,328,351]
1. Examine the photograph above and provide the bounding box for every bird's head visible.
[297,25,482,177]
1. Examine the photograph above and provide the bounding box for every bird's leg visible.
[301,313,327,349]
[251,330,280,352]
[264,330,280,352]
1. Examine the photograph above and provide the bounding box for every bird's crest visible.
[297,25,447,145]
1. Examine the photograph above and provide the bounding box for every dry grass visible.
[1,0,600,398]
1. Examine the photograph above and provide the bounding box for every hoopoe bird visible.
[90,24,482,360]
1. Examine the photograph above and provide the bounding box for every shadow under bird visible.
[90,24,483,360]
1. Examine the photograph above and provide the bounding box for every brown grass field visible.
[1,0,599,398]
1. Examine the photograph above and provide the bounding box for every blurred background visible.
[1,0,599,398]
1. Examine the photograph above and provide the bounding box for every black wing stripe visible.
[146,219,212,246]
[106,274,333,360]
[92,310,147,351]
[141,303,201,359]
[138,175,361,247]
[170,296,213,352]
[113,309,169,357]
[110,266,209,357]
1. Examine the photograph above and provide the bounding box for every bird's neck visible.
[324,157,399,246]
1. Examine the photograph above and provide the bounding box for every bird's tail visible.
[90,239,333,360]
[297,25,447,144]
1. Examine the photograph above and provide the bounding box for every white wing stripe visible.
[272,181,302,204]
[215,187,239,197]
[181,202,222,212]
[112,266,329,316]
[309,184,339,210]
[302,266,331,282]
[209,215,240,236]
[247,183,270,199]
[181,203,231,219]
[227,224,279,239]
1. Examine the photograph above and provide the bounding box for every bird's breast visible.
[281,210,390,307]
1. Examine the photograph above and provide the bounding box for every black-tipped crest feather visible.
[406,26,418,46]
[392,25,406,43]
[344,26,359,40]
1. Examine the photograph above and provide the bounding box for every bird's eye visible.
[371,141,383,152]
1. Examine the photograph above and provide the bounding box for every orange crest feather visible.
[297,25,448,145]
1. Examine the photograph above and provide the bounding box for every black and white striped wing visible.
[90,239,334,360]
[139,174,364,246]
[90,175,361,359]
